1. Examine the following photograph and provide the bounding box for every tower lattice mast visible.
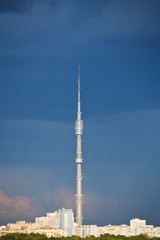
[75,64,83,226]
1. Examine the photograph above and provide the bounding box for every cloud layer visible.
[0,190,39,223]
[0,187,118,226]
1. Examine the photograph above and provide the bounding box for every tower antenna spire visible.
[75,64,83,226]
[78,64,81,113]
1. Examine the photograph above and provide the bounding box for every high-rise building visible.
[57,208,74,236]
[75,64,83,226]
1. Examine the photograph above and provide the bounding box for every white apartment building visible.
[35,211,58,229]
[77,225,100,238]
[130,218,146,232]
[57,208,74,237]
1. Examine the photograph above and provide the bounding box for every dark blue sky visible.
[0,0,160,226]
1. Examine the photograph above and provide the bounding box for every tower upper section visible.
[75,64,83,136]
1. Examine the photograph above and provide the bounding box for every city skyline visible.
[1,208,160,238]
[0,0,160,227]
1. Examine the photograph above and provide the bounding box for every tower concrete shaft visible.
[75,64,83,226]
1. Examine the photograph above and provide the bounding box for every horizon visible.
[0,0,160,227]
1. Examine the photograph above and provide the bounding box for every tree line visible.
[0,233,160,240]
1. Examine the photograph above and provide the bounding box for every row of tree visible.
[0,233,160,240]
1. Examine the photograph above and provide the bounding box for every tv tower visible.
[75,64,83,226]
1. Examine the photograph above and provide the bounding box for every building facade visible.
[99,218,160,238]
[77,225,100,238]
[58,208,74,236]
[35,212,58,229]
